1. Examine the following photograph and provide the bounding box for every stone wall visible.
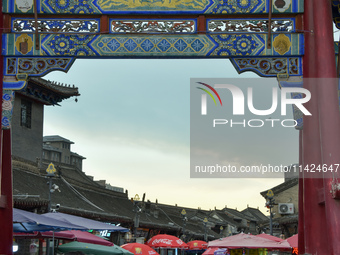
[12,94,44,163]
[272,184,298,218]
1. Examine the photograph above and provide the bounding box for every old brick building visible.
[261,169,299,238]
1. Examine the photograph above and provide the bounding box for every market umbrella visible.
[42,230,114,246]
[202,247,221,255]
[146,234,188,249]
[213,248,227,255]
[285,234,298,248]
[43,212,129,232]
[58,241,134,255]
[121,243,159,255]
[208,233,291,249]
[256,233,284,242]
[13,208,85,232]
[187,240,208,250]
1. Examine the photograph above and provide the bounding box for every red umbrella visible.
[121,243,159,255]
[257,233,283,242]
[147,234,188,249]
[46,230,113,246]
[202,247,223,255]
[16,230,114,246]
[47,230,113,246]
[187,240,208,250]
[285,234,298,248]
[208,233,291,249]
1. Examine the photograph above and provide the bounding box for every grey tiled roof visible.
[211,210,246,229]
[44,135,74,144]
[260,178,299,198]
[241,207,268,222]
[13,156,267,240]
[29,77,80,97]
[17,77,79,105]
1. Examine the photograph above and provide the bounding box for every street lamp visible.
[219,226,223,237]
[46,163,60,255]
[265,189,276,235]
[133,194,141,240]
[12,239,18,253]
[203,217,208,242]
[46,163,57,212]
[124,231,132,243]
[181,209,187,241]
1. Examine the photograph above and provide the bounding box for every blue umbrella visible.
[13,208,85,232]
[43,212,129,232]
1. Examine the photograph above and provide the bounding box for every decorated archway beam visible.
[2,56,303,90]
[231,56,302,77]
[3,52,75,90]
[2,33,304,57]
[4,0,304,15]
[3,57,75,90]
[11,17,297,34]
[5,57,75,77]
[2,1,305,88]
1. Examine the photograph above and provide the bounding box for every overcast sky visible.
[43,59,298,214]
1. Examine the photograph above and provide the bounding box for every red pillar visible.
[302,0,340,254]
[298,132,305,255]
[301,73,329,253]
[0,130,13,254]
[313,0,340,254]
[0,1,13,254]
[301,0,328,254]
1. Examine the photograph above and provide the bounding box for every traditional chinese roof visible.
[274,214,298,224]
[241,207,269,223]
[17,77,80,105]
[14,156,264,240]
[211,210,247,229]
[260,178,299,199]
[221,207,256,222]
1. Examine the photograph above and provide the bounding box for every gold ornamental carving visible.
[273,34,291,55]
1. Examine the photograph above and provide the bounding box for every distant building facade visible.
[261,170,299,238]
[43,135,85,170]
[11,78,80,163]
[11,88,44,163]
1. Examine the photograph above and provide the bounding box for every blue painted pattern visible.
[2,0,304,14]
[2,90,15,129]
[2,33,304,57]
[89,35,216,56]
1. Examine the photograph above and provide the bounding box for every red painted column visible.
[301,0,330,254]
[301,72,329,252]
[302,0,340,254]
[0,0,13,255]
[298,131,305,255]
[312,0,340,254]
[0,1,13,254]
[0,130,13,255]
